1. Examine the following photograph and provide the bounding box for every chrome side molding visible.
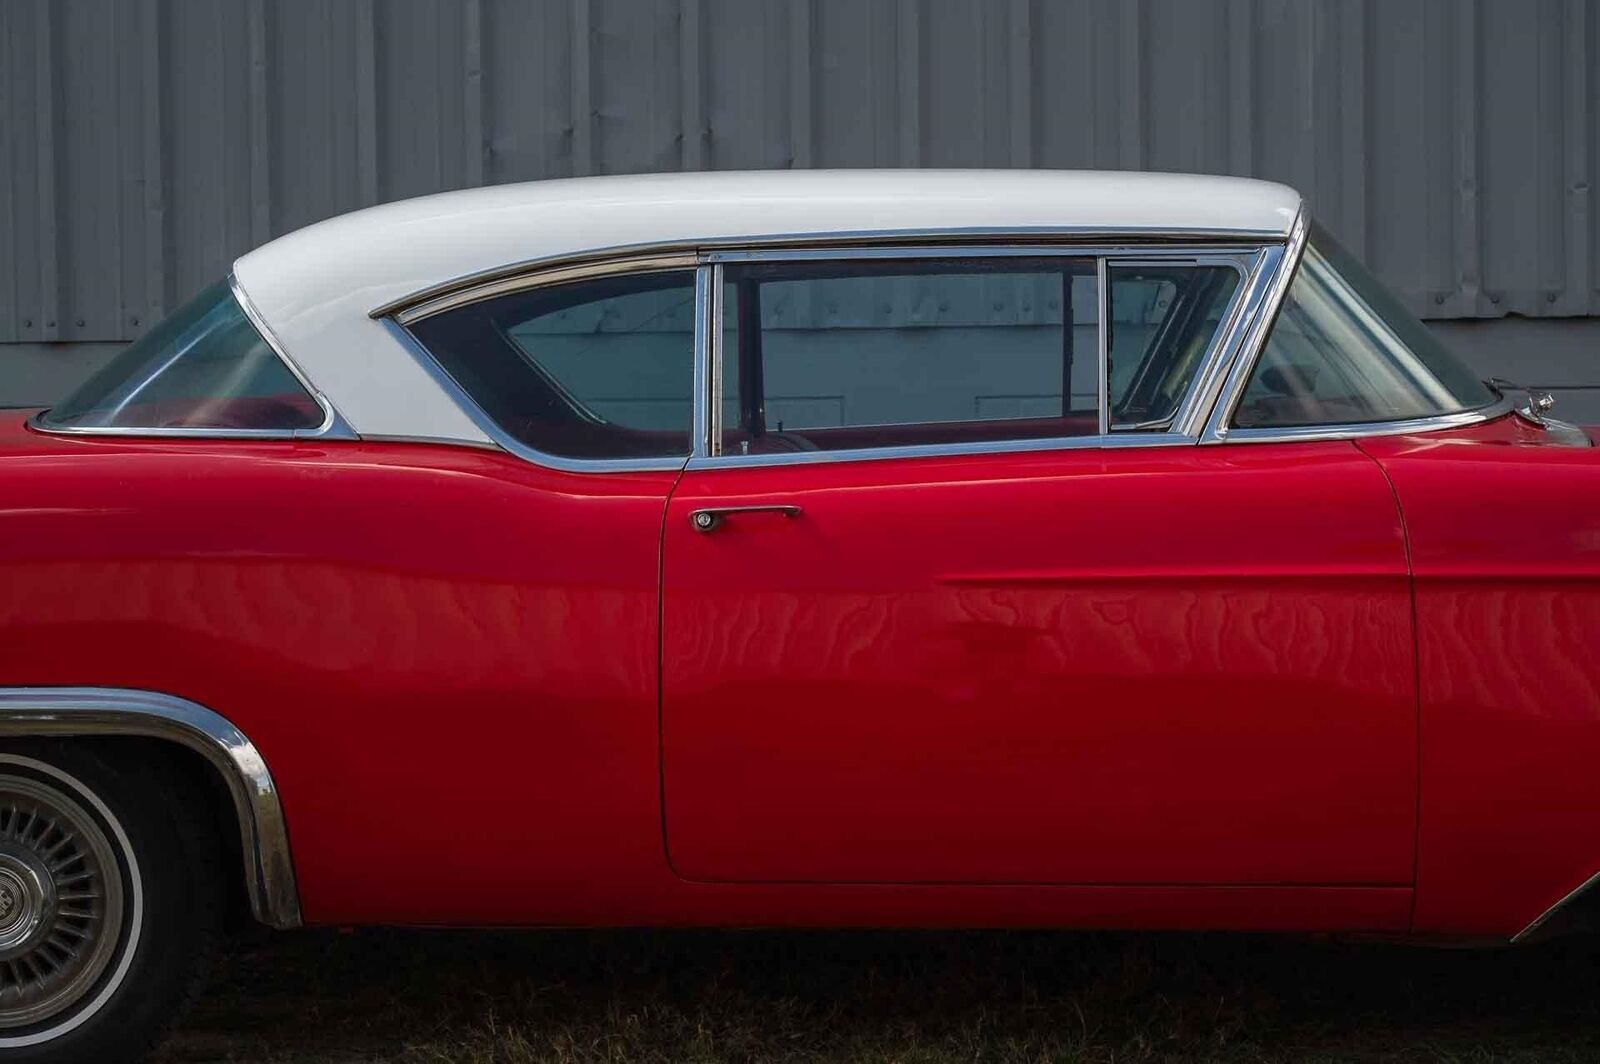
[0,688,301,930]
[1511,868,1600,944]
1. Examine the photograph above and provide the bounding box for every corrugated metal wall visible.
[1,0,1596,394]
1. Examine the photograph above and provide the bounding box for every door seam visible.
[657,462,691,881]
[1356,439,1422,934]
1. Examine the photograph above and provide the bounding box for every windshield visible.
[39,280,324,432]
[1233,224,1497,429]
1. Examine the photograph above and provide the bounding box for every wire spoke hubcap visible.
[0,774,125,1030]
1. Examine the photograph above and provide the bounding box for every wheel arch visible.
[0,687,301,929]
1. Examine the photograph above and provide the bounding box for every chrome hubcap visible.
[0,854,52,956]
[0,774,125,1030]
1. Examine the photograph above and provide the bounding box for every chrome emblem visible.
[0,885,14,923]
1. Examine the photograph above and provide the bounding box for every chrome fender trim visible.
[1511,869,1600,944]
[0,687,301,929]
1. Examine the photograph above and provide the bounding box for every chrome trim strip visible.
[397,254,699,325]
[703,242,1265,264]
[371,226,1289,321]
[379,318,691,475]
[1192,210,1519,446]
[0,687,301,929]
[1095,256,1110,436]
[386,239,1291,472]
[1216,396,1517,444]
[25,411,326,442]
[691,266,713,461]
[230,274,357,439]
[1513,869,1600,943]
[708,264,727,457]
[683,431,1195,471]
[353,433,502,451]
[29,276,358,443]
[1200,209,1311,443]
[1168,248,1280,438]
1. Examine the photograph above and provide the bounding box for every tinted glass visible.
[1109,264,1241,429]
[408,271,697,459]
[41,280,323,431]
[721,258,1099,454]
[1234,226,1496,428]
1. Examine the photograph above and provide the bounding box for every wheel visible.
[0,744,222,1064]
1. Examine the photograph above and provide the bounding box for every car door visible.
[660,248,1418,887]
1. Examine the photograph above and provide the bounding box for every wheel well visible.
[0,736,253,930]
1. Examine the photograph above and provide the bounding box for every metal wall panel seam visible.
[464,0,485,187]
[33,0,58,343]
[0,1,15,343]
[570,0,593,177]
[1118,0,1144,170]
[141,0,168,323]
[1454,0,1484,317]
[1227,0,1253,176]
[897,0,922,168]
[246,0,271,247]
[353,0,378,208]
[106,0,127,340]
[1564,0,1592,315]
[1339,0,1369,259]
[680,0,705,171]
[1008,0,1033,168]
[787,0,813,169]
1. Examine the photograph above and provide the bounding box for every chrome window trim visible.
[1195,210,1517,446]
[1170,245,1284,438]
[397,253,700,325]
[1199,207,1311,444]
[28,274,357,443]
[386,238,1294,474]
[371,226,1288,322]
[380,284,699,476]
[0,686,301,930]
[695,245,1267,468]
[702,241,1269,264]
[691,266,714,461]
[1095,256,1111,435]
[1217,395,1518,444]
[1108,253,1259,435]
[685,431,1198,471]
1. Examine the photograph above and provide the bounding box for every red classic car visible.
[1,170,1597,1062]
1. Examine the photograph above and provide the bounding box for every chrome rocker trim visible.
[1512,869,1600,944]
[0,687,301,929]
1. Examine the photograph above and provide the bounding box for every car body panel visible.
[1360,417,1600,937]
[0,413,1416,933]
[661,441,1417,887]
[0,417,674,925]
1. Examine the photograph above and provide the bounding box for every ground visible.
[150,927,1600,1063]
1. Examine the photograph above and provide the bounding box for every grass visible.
[154,927,1600,1063]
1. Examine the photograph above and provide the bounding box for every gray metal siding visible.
[1,0,1596,395]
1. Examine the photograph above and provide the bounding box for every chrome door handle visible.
[689,505,802,532]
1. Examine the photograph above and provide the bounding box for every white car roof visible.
[232,169,1301,444]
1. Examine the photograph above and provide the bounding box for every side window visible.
[1108,264,1241,429]
[1234,227,1496,429]
[39,279,324,432]
[408,271,697,459]
[720,258,1100,454]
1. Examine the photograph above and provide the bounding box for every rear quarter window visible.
[38,279,325,432]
